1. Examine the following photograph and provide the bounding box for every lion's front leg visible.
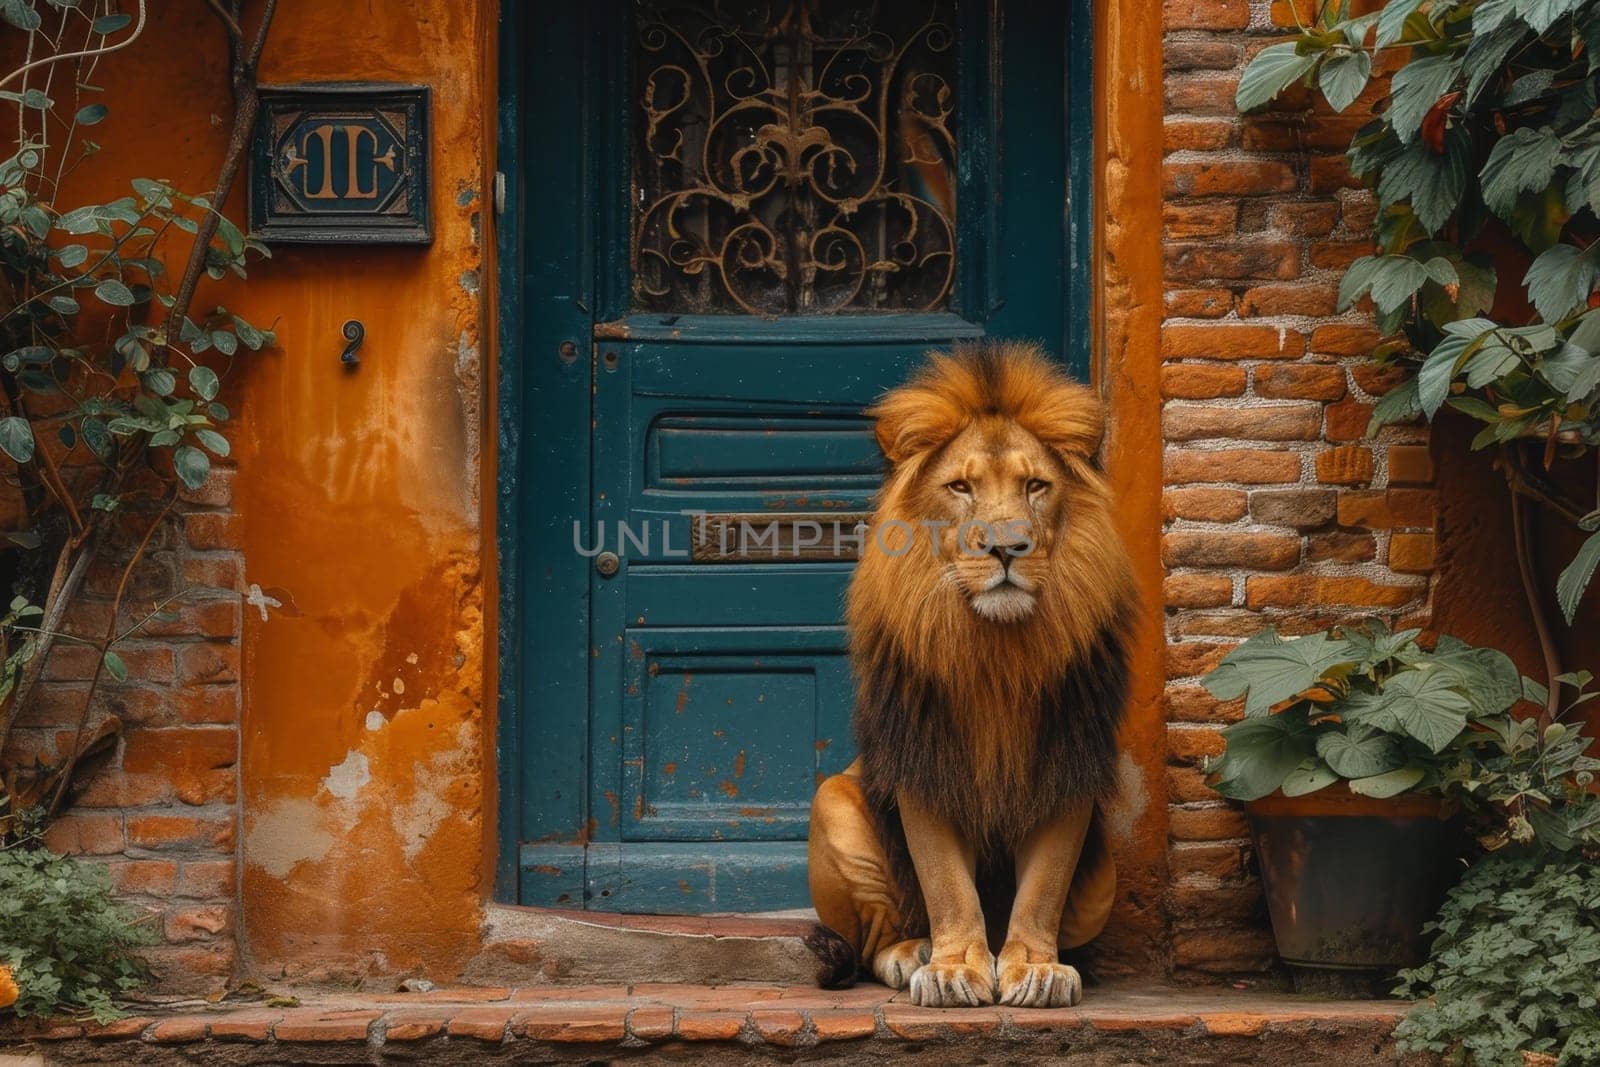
[896,789,995,1007]
[997,798,1095,1008]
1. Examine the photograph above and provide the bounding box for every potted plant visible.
[1202,619,1529,978]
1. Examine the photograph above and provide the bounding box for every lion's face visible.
[912,418,1068,623]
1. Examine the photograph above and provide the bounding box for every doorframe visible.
[493,0,1098,905]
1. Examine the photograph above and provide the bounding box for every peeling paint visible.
[323,751,372,800]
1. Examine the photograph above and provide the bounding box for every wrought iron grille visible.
[631,0,958,315]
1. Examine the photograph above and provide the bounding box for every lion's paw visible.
[998,960,1082,1008]
[908,959,997,1008]
[871,938,931,990]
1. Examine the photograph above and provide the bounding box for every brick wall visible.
[1160,0,1436,974]
[9,470,244,991]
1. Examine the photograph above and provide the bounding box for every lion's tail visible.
[1059,812,1116,950]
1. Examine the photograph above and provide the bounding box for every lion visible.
[807,341,1135,1009]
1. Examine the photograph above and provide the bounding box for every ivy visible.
[1238,0,1600,619]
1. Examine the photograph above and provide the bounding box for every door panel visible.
[507,0,1086,911]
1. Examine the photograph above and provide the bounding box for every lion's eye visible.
[946,480,971,496]
[1027,479,1051,495]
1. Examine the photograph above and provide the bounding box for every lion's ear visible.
[868,385,965,464]
[1025,381,1106,462]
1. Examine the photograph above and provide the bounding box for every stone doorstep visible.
[2,982,1411,1062]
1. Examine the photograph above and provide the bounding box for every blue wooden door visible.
[501,0,1090,912]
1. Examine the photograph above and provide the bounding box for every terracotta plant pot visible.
[1245,786,1465,973]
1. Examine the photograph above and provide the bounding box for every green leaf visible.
[1427,638,1523,715]
[1378,135,1471,235]
[0,416,35,463]
[141,369,175,397]
[1316,726,1406,778]
[1281,758,1340,797]
[1557,531,1600,623]
[93,279,135,307]
[101,650,127,682]
[1417,333,1470,418]
[1480,127,1563,219]
[1367,376,1422,435]
[1203,629,1356,717]
[1210,713,1319,801]
[188,365,219,401]
[1522,0,1585,34]
[92,12,131,33]
[1318,49,1372,113]
[194,429,229,458]
[1347,765,1426,798]
[1464,20,1528,102]
[1376,668,1473,753]
[173,445,210,491]
[54,243,88,269]
[1375,0,1426,45]
[1523,244,1599,323]
[74,103,108,127]
[1387,55,1461,143]
[1236,42,1319,112]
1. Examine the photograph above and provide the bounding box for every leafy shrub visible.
[1202,620,1527,799]
[1236,0,1600,620]
[0,846,155,1022]
[1395,852,1600,1066]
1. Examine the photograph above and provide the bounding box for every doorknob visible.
[595,551,621,578]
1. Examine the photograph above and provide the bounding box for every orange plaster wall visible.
[231,2,495,980]
[62,0,497,980]
[1094,0,1172,974]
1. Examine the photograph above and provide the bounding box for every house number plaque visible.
[249,84,431,245]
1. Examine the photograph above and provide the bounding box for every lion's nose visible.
[988,544,1013,571]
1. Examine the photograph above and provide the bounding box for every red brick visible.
[164,904,231,941]
[1163,201,1238,239]
[183,512,242,551]
[1350,361,1409,396]
[177,469,234,508]
[1164,449,1301,485]
[1253,364,1346,401]
[109,859,178,896]
[1389,532,1437,574]
[751,1009,807,1046]
[626,1006,676,1041]
[174,684,241,724]
[1168,765,1218,803]
[1165,289,1234,318]
[1161,365,1247,400]
[1166,242,1300,282]
[1309,155,1357,193]
[182,555,240,590]
[1165,74,1241,115]
[149,1018,209,1043]
[1307,531,1375,562]
[177,859,236,899]
[1163,487,1249,522]
[1162,325,1305,361]
[1337,488,1437,529]
[209,1012,283,1041]
[1169,806,1250,841]
[446,1006,516,1041]
[1172,926,1277,972]
[1165,161,1295,198]
[177,643,239,684]
[43,644,174,684]
[123,726,236,776]
[1172,612,1283,637]
[42,812,124,856]
[1248,489,1335,528]
[1163,119,1234,152]
[1165,685,1244,723]
[1169,880,1267,923]
[1269,0,1315,24]
[1309,240,1375,270]
[1238,283,1337,318]
[274,1009,380,1043]
[381,1010,451,1042]
[1243,115,1368,153]
[136,600,239,640]
[1164,404,1322,441]
[810,1009,878,1040]
[1164,574,1235,609]
[1309,324,1382,357]
[1387,444,1434,484]
[1315,446,1375,484]
[1170,842,1248,881]
[1163,532,1301,570]
[1342,189,1379,231]
[1325,396,1375,441]
[676,1011,747,1041]
[1166,641,1234,679]
[126,814,234,851]
[1165,0,1250,29]
[1264,200,1341,237]
[1245,575,1421,608]
[1167,40,1242,71]
[72,770,171,808]
[514,1004,628,1041]
[1168,725,1226,764]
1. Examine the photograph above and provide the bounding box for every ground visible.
[0,980,1425,1065]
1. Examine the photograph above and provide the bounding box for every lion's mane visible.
[848,343,1135,927]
